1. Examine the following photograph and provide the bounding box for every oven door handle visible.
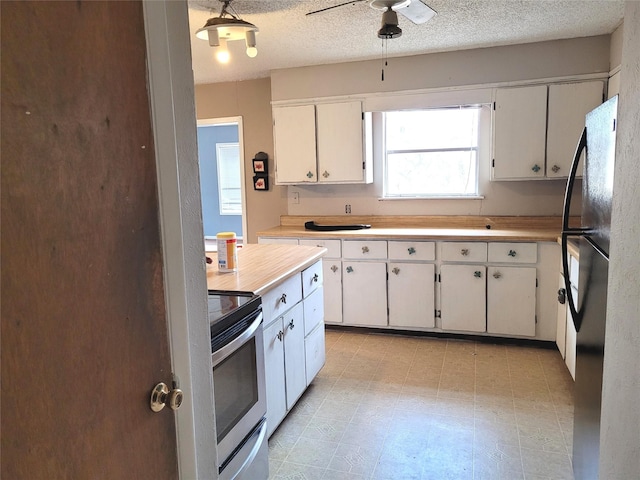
[212,311,263,366]
[235,419,267,480]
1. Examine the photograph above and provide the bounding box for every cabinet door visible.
[283,302,306,410]
[273,105,317,184]
[322,260,343,324]
[440,264,486,332]
[492,85,547,180]
[342,261,387,326]
[547,81,603,178]
[388,263,435,328]
[487,266,537,337]
[316,101,366,183]
[262,318,287,437]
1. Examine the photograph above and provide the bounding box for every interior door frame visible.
[143,2,216,479]
[197,116,249,243]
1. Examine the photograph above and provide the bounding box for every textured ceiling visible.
[188,0,624,85]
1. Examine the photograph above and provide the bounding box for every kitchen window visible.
[382,105,488,198]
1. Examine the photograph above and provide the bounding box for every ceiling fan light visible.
[378,9,402,38]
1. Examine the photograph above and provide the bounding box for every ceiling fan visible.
[306,0,437,39]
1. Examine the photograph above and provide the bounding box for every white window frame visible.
[381,105,489,199]
[216,142,242,215]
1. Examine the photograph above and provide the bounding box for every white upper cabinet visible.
[546,81,604,178]
[273,104,317,184]
[492,81,604,180]
[492,85,548,180]
[273,101,372,185]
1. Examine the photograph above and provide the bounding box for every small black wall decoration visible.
[252,151,269,190]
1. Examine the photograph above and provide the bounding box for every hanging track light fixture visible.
[195,0,258,63]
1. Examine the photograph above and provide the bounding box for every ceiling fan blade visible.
[306,0,367,16]
[398,0,437,24]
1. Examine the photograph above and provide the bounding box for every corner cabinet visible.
[272,101,372,185]
[492,81,604,180]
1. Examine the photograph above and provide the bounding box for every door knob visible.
[150,382,183,412]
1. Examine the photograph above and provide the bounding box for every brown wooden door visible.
[1,1,180,478]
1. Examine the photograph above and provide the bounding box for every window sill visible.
[379,195,485,201]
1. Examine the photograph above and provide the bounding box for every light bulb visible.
[245,30,257,58]
[216,39,230,63]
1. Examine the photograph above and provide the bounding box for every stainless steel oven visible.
[208,291,268,480]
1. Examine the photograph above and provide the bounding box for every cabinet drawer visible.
[441,242,487,262]
[262,273,303,322]
[388,241,435,261]
[302,261,323,298]
[303,287,324,336]
[299,238,341,258]
[488,242,537,264]
[342,240,387,259]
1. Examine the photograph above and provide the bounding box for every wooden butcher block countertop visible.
[206,244,326,295]
[258,215,577,242]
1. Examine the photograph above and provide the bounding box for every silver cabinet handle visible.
[280,293,287,304]
[408,247,416,255]
[312,273,319,282]
[531,164,541,173]
[362,246,370,254]
[322,170,330,178]
[493,271,502,279]
[346,266,353,273]
[392,267,400,275]
[276,330,284,342]
[288,320,295,330]
[306,171,314,178]
[331,265,338,273]
[508,250,517,257]
[551,165,560,173]
[474,271,482,278]
[461,249,469,256]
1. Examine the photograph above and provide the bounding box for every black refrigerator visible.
[561,94,617,480]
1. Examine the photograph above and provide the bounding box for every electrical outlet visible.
[345,204,351,214]
[291,191,299,204]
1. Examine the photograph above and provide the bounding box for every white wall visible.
[272,36,611,219]
[600,3,640,479]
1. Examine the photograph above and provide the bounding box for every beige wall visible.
[271,36,610,101]
[194,79,287,243]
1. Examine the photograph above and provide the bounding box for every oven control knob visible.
[150,382,183,412]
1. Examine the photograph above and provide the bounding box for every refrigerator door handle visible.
[561,127,587,331]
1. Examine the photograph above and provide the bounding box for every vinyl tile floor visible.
[268,328,575,480]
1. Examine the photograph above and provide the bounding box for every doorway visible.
[197,116,247,250]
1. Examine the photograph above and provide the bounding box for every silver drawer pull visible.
[474,271,482,278]
[392,267,400,275]
[461,249,469,256]
[312,273,319,282]
[508,250,517,257]
[408,247,416,255]
[346,266,354,273]
[280,293,287,304]
[362,246,370,254]
[331,265,338,273]
[493,271,502,279]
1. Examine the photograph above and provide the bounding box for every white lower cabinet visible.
[342,261,387,326]
[261,260,326,437]
[388,262,435,328]
[487,266,537,336]
[322,260,342,324]
[440,264,487,332]
[263,303,306,437]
